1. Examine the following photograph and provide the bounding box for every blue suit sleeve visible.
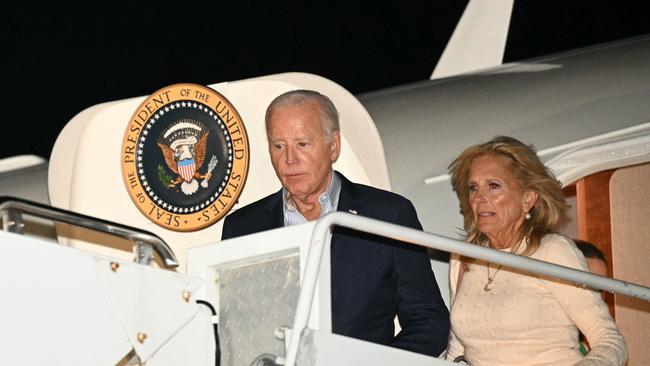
[390,199,450,357]
[221,216,234,240]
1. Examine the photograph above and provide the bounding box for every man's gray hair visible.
[265,89,340,140]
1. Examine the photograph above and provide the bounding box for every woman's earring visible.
[525,212,531,220]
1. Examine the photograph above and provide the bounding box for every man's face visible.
[267,101,340,201]
[586,257,608,277]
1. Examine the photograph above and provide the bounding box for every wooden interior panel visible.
[575,170,615,317]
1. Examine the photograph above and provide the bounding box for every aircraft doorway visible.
[556,163,650,365]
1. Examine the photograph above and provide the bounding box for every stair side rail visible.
[0,196,178,268]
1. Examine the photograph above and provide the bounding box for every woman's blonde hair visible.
[448,136,567,256]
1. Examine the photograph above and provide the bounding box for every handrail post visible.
[285,214,335,366]
[134,241,155,266]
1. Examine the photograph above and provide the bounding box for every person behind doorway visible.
[574,239,608,278]
[444,136,626,365]
[574,239,610,356]
[221,89,450,357]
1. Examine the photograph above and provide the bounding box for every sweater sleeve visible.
[537,235,627,366]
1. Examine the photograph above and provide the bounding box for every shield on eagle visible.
[177,159,196,182]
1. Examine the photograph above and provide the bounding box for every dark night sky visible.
[3,1,650,160]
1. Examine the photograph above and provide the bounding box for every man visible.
[574,239,608,278]
[221,90,449,357]
[574,239,610,356]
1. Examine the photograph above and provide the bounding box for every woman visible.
[444,136,626,365]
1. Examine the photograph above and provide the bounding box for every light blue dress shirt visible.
[283,171,341,227]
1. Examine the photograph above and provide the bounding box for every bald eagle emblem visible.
[157,120,218,195]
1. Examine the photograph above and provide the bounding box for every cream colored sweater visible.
[444,234,627,366]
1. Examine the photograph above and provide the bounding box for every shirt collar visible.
[282,171,341,225]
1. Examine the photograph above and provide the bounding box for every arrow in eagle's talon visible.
[201,155,218,188]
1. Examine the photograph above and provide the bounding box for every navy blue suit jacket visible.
[221,172,450,357]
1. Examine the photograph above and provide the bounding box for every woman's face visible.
[468,154,537,248]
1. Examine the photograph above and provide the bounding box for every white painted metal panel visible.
[296,329,454,365]
[0,230,215,365]
[145,305,216,366]
[96,254,206,361]
[0,231,130,365]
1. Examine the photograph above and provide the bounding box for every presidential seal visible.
[121,83,249,231]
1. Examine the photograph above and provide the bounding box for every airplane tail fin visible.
[431,0,514,79]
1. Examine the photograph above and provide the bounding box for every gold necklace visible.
[484,262,502,292]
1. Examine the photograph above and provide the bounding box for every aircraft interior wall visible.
[610,163,650,365]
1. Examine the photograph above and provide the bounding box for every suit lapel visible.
[335,171,362,215]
